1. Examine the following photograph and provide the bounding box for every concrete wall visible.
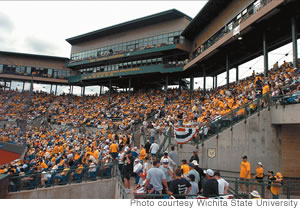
[271,104,300,124]
[177,108,282,175]
[6,178,116,199]
[71,17,190,54]
[0,141,26,156]
[0,174,9,199]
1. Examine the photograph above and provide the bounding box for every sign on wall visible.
[207,148,216,159]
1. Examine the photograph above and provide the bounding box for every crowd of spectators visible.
[0,60,299,197]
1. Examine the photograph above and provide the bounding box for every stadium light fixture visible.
[238,36,243,40]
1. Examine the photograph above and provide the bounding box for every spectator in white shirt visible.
[214,171,229,195]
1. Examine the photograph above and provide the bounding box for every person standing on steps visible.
[240,155,251,194]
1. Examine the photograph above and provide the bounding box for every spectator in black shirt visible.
[145,140,151,154]
[168,168,192,199]
[189,151,199,164]
[122,151,134,193]
[191,160,205,193]
[202,169,219,197]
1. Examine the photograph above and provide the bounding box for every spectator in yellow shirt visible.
[181,159,190,176]
[139,145,146,161]
[270,172,283,199]
[109,141,119,160]
[253,162,264,190]
[239,155,251,194]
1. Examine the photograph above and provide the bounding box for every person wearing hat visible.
[270,172,283,199]
[191,160,205,194]
[202,169,219,197]
[133,158,143,184]
[186,162,200,186]
[160,151,176,170]
[250,190,262,199]
[159,158,174,194]
[240,155,251,194]
[109,140,118,161]
[189,151,199,164]
[253,162,264,191]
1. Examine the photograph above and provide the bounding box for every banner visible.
[174,127,198,144]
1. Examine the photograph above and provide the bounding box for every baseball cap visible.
[257,162,263,166]
[268,170,274,174]
[191,160,199,166]
[163,151,168,155]
[276,172,283,178]
[250,190,261,198]
[204,169,214,177]
[242,155,247,159]
[162,158,169,163]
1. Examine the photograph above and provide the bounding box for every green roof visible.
[66,9,192,45]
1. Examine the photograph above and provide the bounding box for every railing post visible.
[261,182,265,198]
[230,110,233,131]
[235,178,239,197]
[244,105,247,124]
[287,182,290,199]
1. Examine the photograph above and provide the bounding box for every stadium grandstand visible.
[0,0,300,200]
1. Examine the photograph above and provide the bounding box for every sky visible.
[0,1,299,95]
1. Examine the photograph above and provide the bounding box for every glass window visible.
[128,62,132,68]
[147,59,151,65]
[48,69,53,77]
[142,60,147,66]
[123,62,128,69]
[132,61,137,67]
[137,60,141,67]
[104,66,108,72]
[0,64,3,73]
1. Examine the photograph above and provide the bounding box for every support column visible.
[236,66,239,83]
[4,81,7,91]
[83,86,85,96]
[9,80,12,90]
[55,85,57,96]
[164,75,168,105]
[22,81,25,93]
[178,79,182,94]
[128,78,131,103]
[30,76,33,95]
[226,55,229,89]
[291,17,298,69]
[100,85,102,95]
[189,74,194,102]
[212,76,215,90]
[50,84,53,94]
[263,32,268,78]
[71,86,73,95]
[203,69,206,95]
[108,80,111,103]
[215,76,218,89]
